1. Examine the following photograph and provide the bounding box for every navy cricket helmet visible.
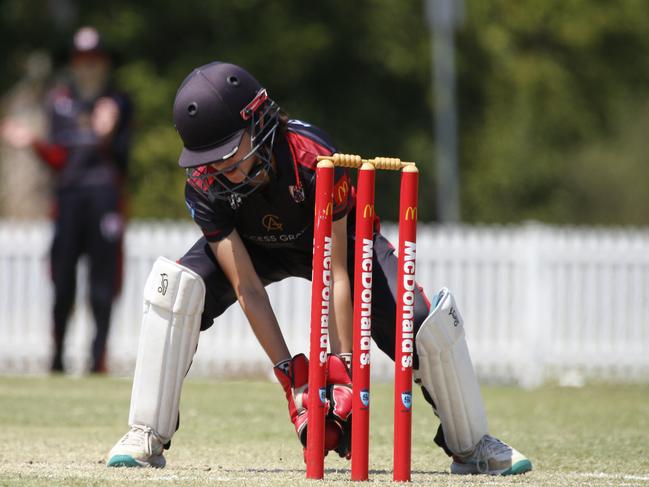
[173,62,281,208]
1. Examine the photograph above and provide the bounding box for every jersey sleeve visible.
[285,121,355,222]
[184,183,235,242]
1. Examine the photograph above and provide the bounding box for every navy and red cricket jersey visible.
[184,120,353,249]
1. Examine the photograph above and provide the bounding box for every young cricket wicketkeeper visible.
[107,61,532,476]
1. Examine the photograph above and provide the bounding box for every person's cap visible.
[173,62,265,168]
[71,26,108,57]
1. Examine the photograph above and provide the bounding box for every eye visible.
[187,102,198,116]
[227,75,240,86]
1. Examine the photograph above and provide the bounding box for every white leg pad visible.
[128,256,205,442]
[415,287,488,455]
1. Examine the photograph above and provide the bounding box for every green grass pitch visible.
[0,376,647,486]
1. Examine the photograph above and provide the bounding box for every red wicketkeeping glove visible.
[274,354,309,446]
[326,354,353,458]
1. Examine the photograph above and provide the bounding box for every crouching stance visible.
[107,61,531,475]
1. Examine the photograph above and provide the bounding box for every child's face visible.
[209,132,256,184]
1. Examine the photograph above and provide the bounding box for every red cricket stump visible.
[351,162,376,481]
[393,165,419,482]
[306,159,335,479]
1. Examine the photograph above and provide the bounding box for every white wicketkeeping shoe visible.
[106,425,166,468]
[451,434,532,475]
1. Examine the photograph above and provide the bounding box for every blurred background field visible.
[3,0,649,223]
[1,0,648,381]
[1,376,648,486]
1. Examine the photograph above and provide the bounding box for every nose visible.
[210,161,227,170]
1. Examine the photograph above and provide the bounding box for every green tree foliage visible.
[2,0,649,224]
[458,0,649,224]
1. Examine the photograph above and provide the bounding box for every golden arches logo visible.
[314,202,333,217]
[363,204,374,219]
[335,180,349,204]
[404,206,417,221]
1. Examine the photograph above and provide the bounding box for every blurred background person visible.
[0,26,132,373]
[0,51,52,218]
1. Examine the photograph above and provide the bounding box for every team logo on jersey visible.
[360,389,370,408]
[401,391,412,410]
[262,214,283,231]
[288,184,305,203]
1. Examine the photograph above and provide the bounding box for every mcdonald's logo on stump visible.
[363,204,374,219]
[404,207,417,221]
[315,201,334,217]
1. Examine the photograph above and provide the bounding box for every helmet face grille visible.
[186,96,281,206]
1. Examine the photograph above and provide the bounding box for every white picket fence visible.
[1,219,648,387]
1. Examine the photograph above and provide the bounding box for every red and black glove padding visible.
[325,354,353,459]
[274,354,309,446]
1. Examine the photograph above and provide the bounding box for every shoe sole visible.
[451,459,533,476]
[107,454,165,468]
[107,455,142,467]
[502,459,532,476]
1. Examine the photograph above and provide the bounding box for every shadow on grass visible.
[368,469,450,476]
[227,466,449,476]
